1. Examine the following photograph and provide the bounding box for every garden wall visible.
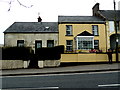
[0,60,60,69]
[0,60,24,69]
[60,53,120,62]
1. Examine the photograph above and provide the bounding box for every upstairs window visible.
[47,40,54,47]
[109,21,114,33]
[66,25,72,36]
[92,25,99,36]
[17,40,24,47]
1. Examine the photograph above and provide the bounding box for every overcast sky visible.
[0,0,120,44]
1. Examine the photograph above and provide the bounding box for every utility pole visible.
[114,0,119,62]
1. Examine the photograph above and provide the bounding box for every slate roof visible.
[4,22,58,33]
[58,16,105,23]
[99,10,120,21]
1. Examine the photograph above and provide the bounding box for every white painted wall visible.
[4,33,58,48]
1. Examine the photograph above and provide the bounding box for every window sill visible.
[94,35,99,36]
[65,35,73,36]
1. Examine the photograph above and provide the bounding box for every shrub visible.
[2,47,32,60]
[35,45,64,60]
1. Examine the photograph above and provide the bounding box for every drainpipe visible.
[114,0,119,62]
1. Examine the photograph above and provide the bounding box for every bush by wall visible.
[2,45,64,60]
[35,45,64,60]
[2,47,32,60]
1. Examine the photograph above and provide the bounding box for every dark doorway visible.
[28,54,39,68]
[110,34,120,50]
[35,40,42,53]
[28,40,42,68]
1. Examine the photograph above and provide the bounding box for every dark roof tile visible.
[4,22,58,33]
[99,10,120,21]
[58,16,105,23]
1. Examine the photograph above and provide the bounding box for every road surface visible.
[1,71,120,89]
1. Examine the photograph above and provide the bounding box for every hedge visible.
[2,47,32,60]
[35,45,64,60]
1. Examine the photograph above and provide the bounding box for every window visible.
[17,40,24,47]
[77,36,94,50]
[92,25,99,36]
[47,40,54,47]
[35,40,42,49]
[66,25,72,36]
[116,21,119,32]
[66,40,73,51]
[109,21,114,33]
[94,40,99,49]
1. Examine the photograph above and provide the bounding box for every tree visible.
[0,0,33,11]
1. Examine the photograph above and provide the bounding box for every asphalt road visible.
[1,71,120,89]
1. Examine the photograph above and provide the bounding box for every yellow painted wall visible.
[60,53,120,63]
[59,23,107,52]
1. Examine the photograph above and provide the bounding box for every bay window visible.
[77,36,94,50]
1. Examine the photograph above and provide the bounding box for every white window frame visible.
[109,21,114,33]
[76,36,94,50]
[92,25,99,36]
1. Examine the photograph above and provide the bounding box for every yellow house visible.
[92,3,120,50]
[58,16,107,53]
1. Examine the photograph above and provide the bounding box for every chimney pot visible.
[38,16,42,22]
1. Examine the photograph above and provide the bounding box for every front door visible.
[35,40,42,48]
[35,40,42,53]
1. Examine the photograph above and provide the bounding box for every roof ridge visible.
[99,10,120,11]
[58,15,95,17]
[4,22,58,33]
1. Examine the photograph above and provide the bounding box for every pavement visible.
[1,63,120,76]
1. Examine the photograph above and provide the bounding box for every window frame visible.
[66,40,73,51]
[66,25,73,36]
[47,40,54,48]
[35,40,42,49]
[17,40,24,47]
[76,36,94,50]
[116,21,119,32]
[109,21,115,33]
[94,40,99,50]
[92,25,99,36]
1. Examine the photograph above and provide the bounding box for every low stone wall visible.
[43,60,60,67]
[0,60,24,69]
[0,60,60,69]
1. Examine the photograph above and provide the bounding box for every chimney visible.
[92,3,100,16]
[38,16,42,22]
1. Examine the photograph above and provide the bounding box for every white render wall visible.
[4,33,58,48]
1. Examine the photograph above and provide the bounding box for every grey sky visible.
[0,0,120,44]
